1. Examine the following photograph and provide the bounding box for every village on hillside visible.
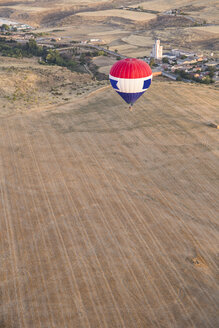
[148,39,218,84]
[0,18,218,85]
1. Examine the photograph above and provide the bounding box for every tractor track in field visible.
[0,80,218,327]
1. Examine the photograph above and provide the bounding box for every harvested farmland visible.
[76,9,156,22]
[0,80,218,328]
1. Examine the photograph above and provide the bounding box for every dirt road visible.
[0,80,218,327]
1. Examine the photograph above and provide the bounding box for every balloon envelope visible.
[109,58,152,105]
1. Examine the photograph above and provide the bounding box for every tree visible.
[79,53,86,64]
[202,76,211,84]
[97,50,105,56]
[46,49,62,64]
[1,24,10,31]
[162,57,169,63]
[149,58,155,67]
[208,66,216,78]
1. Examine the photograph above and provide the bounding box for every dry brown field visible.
[76,9,156,22]
[0,79,218,328]
[193,25,219,34]
[131,0,219,22]
[0,57,107,117]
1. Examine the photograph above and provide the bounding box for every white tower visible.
[151,40,163,60]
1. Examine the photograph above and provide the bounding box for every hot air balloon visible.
[109,58,152,110]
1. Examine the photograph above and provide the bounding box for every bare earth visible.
[0,80,218,328]
[0,57,107,117]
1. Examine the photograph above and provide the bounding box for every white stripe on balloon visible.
[109,74,152,93]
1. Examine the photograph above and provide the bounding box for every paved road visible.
[56,43,127,59]
[35,40,127,59]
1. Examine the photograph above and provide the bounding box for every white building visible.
[151,40,163,60]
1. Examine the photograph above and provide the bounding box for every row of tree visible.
[0,38,46,58]
[175,69,214,84]
[0,38,79,71]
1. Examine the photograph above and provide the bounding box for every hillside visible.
[0,79,218,327]
[0,57,107,117]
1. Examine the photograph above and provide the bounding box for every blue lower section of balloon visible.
[116,91,145,105]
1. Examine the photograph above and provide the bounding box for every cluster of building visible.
[151,39,203,62]
[81,39,104,45]
[150,39,218,83]
[170,60,218,82]
[163,9,183,16]
[0,30,63,47]
[0,18,33,32]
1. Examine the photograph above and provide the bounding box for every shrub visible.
[162,57,169,63]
